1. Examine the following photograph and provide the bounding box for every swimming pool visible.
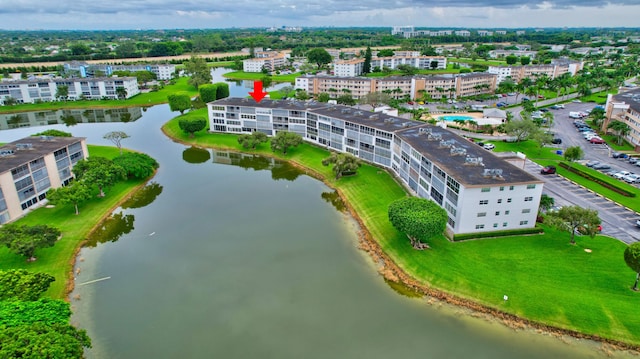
[439,115,475,122]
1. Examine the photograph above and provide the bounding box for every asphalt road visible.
[531,101,640,244]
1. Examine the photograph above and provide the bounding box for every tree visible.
[306,48,332,69]
[215,82,230,99]
[133,70,156,88]
[115,86,128,100]
[337,94,356,106]
[520,56,531,65]
[0,322,91,359]
[504,118,537,142]
[168,93,192,114]
[388,197,447,250]
[178,117,207,138]
[608,120,630,146]
[360,91,391,111]
[505,55,518,65]
[531,129,554,152]
[590,107,606,130]
[317,93,330,102]
[0,224,61,260]
[32,129,72,137]
[363,46,372,74]
[322,152,362,179]
[377,49,395,57]
[270,131,302,155]
[539,194,555,214]
[199,84,218,103]
[624,242,640,291]
[546,206,601,244]
[55,85,68,101]
[76,158,126,197]
[261,75,273,89]
[237,131,268,149]
[112,152,159,179]
[46,181,92,215]
[183,55,212,89]
[564,146,584,163]
[0,269,55,301]
[103,131,130,156]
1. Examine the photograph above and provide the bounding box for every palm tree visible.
[608,120,630,146]
[116,87,128,100]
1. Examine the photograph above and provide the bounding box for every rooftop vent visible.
[402,122,412,128]
[384,118,394,123]
[341,108,351,114]
[439,139,455,148]
[418,127,432,135]
[0,150,15,156]
[427,133,442,141]
[464,156,484,166]
[450,147,467,156]
[354,111,363,115]
[369,114,379,119]
[40,136,54,141]
[483,168,504,178]
[15,143,33,150]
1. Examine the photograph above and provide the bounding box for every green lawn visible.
[162,117,640,346]
[222,71,299,83]
[0,77,199,114]
[0,145,148,299]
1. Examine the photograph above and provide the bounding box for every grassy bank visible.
[0,145,148,299]
[0,77,198,114]
[222,71,299,83]
[163,114,640,347]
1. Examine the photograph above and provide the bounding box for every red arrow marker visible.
[249,81,268,103]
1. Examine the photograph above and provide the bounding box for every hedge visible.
[558,162,636,197]
[453,227,544,241]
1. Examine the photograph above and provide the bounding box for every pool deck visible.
[436,112,504,126]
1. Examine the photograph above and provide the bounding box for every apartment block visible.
[487,63,583,84]
[64,62,176,80]
[333,56,447,77]
[207,98,543,236]
[243,52,288,73]
[0,136,88,223]
[0,77,140,105]
[604,89,640,151]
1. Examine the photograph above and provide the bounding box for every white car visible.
[584,133,599,140]
[483,143,495,150]
[623,174,640,183]
[613,171,631,179]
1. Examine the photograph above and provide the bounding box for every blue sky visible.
[1,0,640,30]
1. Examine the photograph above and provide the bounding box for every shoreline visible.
[160,127,640,353]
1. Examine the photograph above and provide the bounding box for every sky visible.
[1,0,640,30]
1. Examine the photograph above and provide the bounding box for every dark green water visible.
[0,105,633,358]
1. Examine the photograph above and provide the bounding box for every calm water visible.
[0,105,633,358]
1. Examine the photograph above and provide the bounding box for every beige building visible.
[242,52,288,73]
[0,136,87,223]
[333,56,447,77]
[487,61,583,84]
[604,89,640,151]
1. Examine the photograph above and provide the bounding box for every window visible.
[524,197,533,202]
[505,210,510,215]
[481,187,490,192]
[475,224,485,229]
[527,184,536,189]
[479,200,489,205]
[499,186,504,191]
[509,186,514,190]
[507,198,512,203]
[497,199,502,204]
[477,212,487,217]
[495,211,500,216]
[503,222,508,227]
[522,209,531,213]
[493,223,498,228]
[520,220,529,225]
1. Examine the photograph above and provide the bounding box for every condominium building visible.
[603,89,640,151]
[207,98,543,236]
[64,61,176,80]
[488,50,538,59]
[242,52,288,73]
[333,56,447,77]
[0,136,88,223]
[487,62,583,84]
[0,77,140,105]
[296,72,497,100]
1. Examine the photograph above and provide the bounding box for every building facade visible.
[207,98,543,236]
[333,56,447,77]
[64,62,176,80]
[0,136,88,223]
[487,62,582,84]
[0,77,139,105]
[242,52,288,73]
[604,89,640,151]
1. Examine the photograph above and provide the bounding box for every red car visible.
[590,137,605,144]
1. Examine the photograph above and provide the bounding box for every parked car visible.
[629,157,639,164]
[614,171,632,179]
[593,163,611,170]
[636,219,640,228]
[483,143,495,150]
[605,169,620,176]
[611,152,623,158]
[551,138,562,144]
[585,160,600,167]
[590,137,606,144]
[541,165,557,175]
[623,174,640,183]
[572,99,582,103]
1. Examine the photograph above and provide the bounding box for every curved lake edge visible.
[159,124,639,353]
[66,172,157,299]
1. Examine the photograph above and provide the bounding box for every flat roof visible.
[0,136,85,174]
[396,125,542,186]
[613,88,640,113]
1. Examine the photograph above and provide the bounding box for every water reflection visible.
[84,212,135,247]
[182,146,211,164]
[210,149,303,181]
[321,190,346,212]
[0,107,143,130]
[121,182,163,210]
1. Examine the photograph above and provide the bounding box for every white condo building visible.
[64,62,176,80]
[208,98,543,236]
[0,77,139,105]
